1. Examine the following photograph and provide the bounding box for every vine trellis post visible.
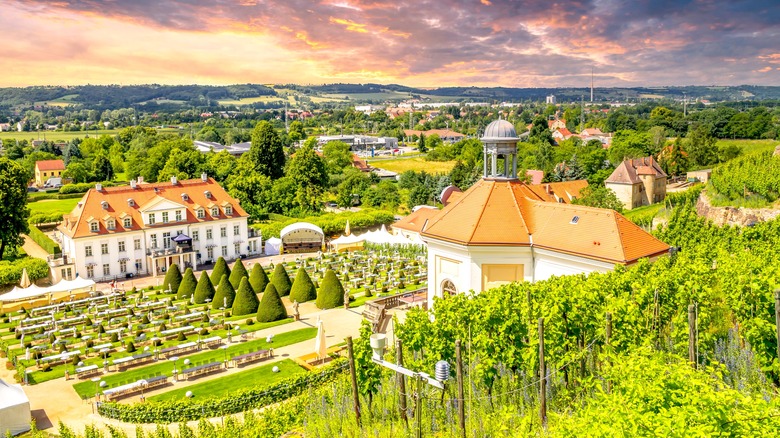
[774,290,780,361]
[538,318,546,428]
[605,312,612,394]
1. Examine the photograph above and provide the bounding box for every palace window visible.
[192,231,199,241]
[148,213,156,225]
[206,228,213,240]
[221,246,227,257]
[225,205,233,215]
[118,241,125,252]
[101,243,108,255]
[86,266,94,278]
[197,209,205,219]
[175,210,182,221]
[103,264,110,276]
[207,247,214,260]
[120,260,127,273]
[90,222,99,232]
[162,212,169,223]
[442,279,457,297]
[123,218,132,229]
[134,239,141,250]
[233,225,240,236]
[212,207,219,217]
[85,246,93,257]
[220,226,227,238]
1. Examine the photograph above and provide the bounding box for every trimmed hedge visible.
[96,359,347,423]
[58,181,116,195]
[212,274,236,310]
[27,224,60,254]
[28,212,66,224]
[193,271,215,304]
[289,267,317,303]
[232,277,259,316]
[162,264,182,294]
[177,268,198,300]
[0,257,49,288]
[271,264,292,297]
[229,258,248,289]
[210,257,230,286]
[257,284,287,323]
[255,209,394,239]
[249,263,269,294]
[316,269,345,309]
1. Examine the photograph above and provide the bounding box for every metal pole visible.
[396,339,408,425]
[456,340,466,438]
[605,312,612,393]
[538,318,546,428]
[346,336,361,424]
[775,290,780,361]
[688,304,696,369]
[416,375,423,438]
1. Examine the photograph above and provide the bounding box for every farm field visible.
[0,128,180,142]
[218,96,286,106]
[368,156,457,174]
[715,138,778,155]
[28,198,81,216]
[149,359,306,402]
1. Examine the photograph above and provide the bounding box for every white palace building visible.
[50,174,261,283]
[421,120,670,306]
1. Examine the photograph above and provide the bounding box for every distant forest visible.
[2,83,780,110]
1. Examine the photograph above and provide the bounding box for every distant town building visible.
[316,135,398,151]
[403,129,465,143]
[605,157,668,210]
[52,174,261,283]
[194,141,251,157]
[546,95,556,104]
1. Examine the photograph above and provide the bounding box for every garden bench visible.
[231,349,272,367]
[180,361,222,380]
[75,364,100,379]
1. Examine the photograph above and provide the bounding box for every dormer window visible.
[123,218,131,229]
[211,207,219,217]
[162,212,169,223]
[175,210,182,221]
[148,213,156,225]
[225,205,233,216]
[197,208,205,219]
[101,201,109,210]
[181,193,189,201]
[570,216,580,224]
[127,198,135,207]
[204,190,212,199]
[106,219,116,230]
[90,221,99,232]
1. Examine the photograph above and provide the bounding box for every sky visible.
[1,0,778,88]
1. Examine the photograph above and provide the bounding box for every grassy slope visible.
[28,198,81,216]
[148,359,306,402]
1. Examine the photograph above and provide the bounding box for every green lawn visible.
[28,198,81,216]
[71,327,316,399]
[148,359,306,402]
[715,139,778,155]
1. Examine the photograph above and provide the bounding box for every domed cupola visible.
[481,119,520,180]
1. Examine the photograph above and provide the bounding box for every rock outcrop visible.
[696,190,780,226]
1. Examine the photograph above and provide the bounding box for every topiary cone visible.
[316,269,345,309]
[289,267,317,303]
[229,258,249,290]
[256,283,287,323]
[212,274,237,310]
[193,271,216,304]
[271,264,292,297]
[249,263,269,294]
[232,277,260,316]
[210,257,231,286]
[163,263,183,294]
[177,268,198,300]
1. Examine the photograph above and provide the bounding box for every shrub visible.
[27,224,61,254]
[316,269,345,309]
[199,328,209,336]
[97,324,106,334]
[249,263,269,294]
[41,364,51,372]
[212,275,236,310]
[110,333,119,343]
[256,284,287,323]
[289,267,317,303]
[193,271,215,304]
[0,257,49,288]
[162,264,183,294]
[201,313,209,323]
[141,315,150,325]
[177,268,198,300]
[159,323,167,332]
[210,257,230,286]
[271,264,292,297]
[86,340,94,348]
[246,319,254,326]
[232,277,260,316]
[229,258,249,289]
[126,341,136,353]
[177,332,187,342]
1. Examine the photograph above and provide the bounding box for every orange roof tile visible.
[59,177,247,239]
[421,178,669,264]
[35,159,65,171]
[392,207,441,234]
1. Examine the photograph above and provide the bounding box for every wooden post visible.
[416,375,423,438]
[456,340,466,438]
[396,339,408,425]
[774,290,780,361]
[538,318,546,428]
[605,312,612,393]
[346,336,361,424]
[688,304,696,369]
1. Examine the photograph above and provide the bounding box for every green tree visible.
[529,116,554,146]
[249,263,269,294]
[193,271,215,304]
[204,150,236,183]
[176,268,198,300]
[92,153,114,181]
[162,263,183,294]
[271,264,292,297]
[289,267,317,303]
[286,140,329,212]
[228,258,249,290]
[226,155,274,218]
[231,277,259,316]
[63,160,91,183]
[572,186,624,213]
[354,319,382,406]
[418,133,427,153]
[158,148,206,181]
[685,124,718,167]
[212,274,237,310]
[322,141,353,173]
[316,269,345,309]
[256,283,287,323]
[288,120,306,143]
[0,158,30,259]
[248,121,285,179]
[210,257,230,286]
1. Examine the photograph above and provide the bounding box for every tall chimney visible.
[130,179,137,189]
[201,172,208,182]
[171,176,177,185]
[95,183,102,191]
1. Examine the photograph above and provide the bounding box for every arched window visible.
[441,279,457,297]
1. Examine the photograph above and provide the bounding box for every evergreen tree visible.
[177,268,198,300]
[249,263,269,294]
[162,263,182,294]
[229,258,249,289]
[271,264,292,297]
[212,275,237,310]
[316,269,346,309]
[289,267,317,303]
[92,153,114,181]
[231,277,259,316]
[256,284,287,323]
[210,257,230,286]
[193,271,215,304]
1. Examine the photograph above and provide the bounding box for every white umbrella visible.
[314,318,327,360]
[345,220,351,236]
[19,268,31,288]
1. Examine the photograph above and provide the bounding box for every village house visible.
[605,156,668,210]
[34,159,66,187]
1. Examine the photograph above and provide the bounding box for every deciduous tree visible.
[0,158,29,259]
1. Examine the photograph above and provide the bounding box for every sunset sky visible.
[2,0,778,88]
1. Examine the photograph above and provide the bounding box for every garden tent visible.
[280,222,325,254]
[0,379,31,436]
[330,233,364,252]
[0,277,96,303]
[264,237,282,256]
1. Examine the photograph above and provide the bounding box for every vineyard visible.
[22,188,780,436]
[709,150,780,206]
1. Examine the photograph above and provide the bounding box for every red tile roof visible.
[35,160,65,171]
